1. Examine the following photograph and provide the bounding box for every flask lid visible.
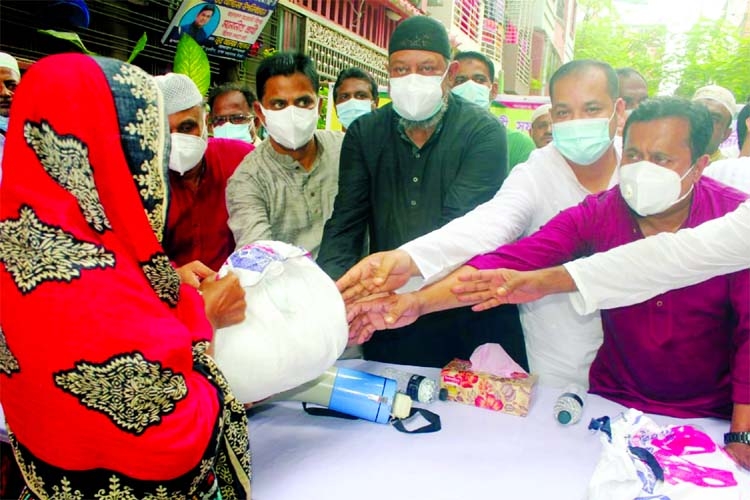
[391,392,412,419]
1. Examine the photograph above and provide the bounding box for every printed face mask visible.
[336,98,373,129]
[389,70,447,121]
[169,132,207,175]
[619,160,696,216]
[552,109,616,165]
[213,122,254,143]
[260,104,318,150]
[451,80,491,108]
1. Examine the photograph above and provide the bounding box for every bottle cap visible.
[438,388,448,401]
[391,392,412,419]
[557,410,572,425]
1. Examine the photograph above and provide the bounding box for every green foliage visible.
[127,33,148,64]
[670,17,750,102]
[174,34,211,96]
[317,85,329,130]
[575,11,750,103]
[38,29,96,55]
[574,17,667,96]
[39,29,149,66]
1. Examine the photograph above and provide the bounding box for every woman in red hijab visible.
[0,54,250,498]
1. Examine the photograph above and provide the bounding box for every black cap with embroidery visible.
[388,16,451,59]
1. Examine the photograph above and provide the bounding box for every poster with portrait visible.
[162,0,277,60]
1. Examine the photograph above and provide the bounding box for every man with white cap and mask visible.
[0,51,21,179]
[154,72,253,272]
[692,84,737,162]
[529,103,552,149]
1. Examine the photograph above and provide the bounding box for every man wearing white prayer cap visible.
[692,84,737,162]
[154,72,254,272]
[0,52,21,181]
[529,103,552,148]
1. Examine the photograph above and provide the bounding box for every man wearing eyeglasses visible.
[155,73,254,272]
[209,82,261,146]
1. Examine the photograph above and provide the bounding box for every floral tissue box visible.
[439,359,538,417]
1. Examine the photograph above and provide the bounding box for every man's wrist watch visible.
[724,431,750,445]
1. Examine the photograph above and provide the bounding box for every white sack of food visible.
[213,241,348,403]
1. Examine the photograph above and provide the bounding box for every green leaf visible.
[126,33,148,64]
[38,29,96,55]
[173,34,210,96]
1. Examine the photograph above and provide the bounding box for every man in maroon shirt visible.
[155,73,253,271]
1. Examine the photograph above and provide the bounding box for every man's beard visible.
[400,95,449,132]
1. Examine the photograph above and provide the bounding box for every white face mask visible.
[0,115,8,132]
[260,104,318,150]
[389,71,447,122]
[451,80,491,108]
[619,160,696,217]
[169,132,208,175]
[213,122,255,143]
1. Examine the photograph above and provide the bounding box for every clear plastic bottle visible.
[380,367,446,404]
[553,383,586,425]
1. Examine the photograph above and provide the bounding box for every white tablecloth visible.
[247,359,750,500]
[2,360,749,498]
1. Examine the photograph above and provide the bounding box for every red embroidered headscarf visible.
[0,54,249,498]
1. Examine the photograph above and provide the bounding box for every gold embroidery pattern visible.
[193,345,251,498]
[10,429,220,498]
[23,120,111,233]
[0,326,20,376]
[9,433,46,496]
[0,206,115,294]
[141,253,181,307]
[49,477,84,500]
[54,352,187,435]
[188,459,213,496]
[111,63,168,243]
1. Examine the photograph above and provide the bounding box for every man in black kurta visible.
[318,16,527,369]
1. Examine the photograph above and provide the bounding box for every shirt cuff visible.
[563,261,598,315]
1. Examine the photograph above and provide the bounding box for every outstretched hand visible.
[336,250,419,303]
[452,268,553,310]
[345,292,423,345]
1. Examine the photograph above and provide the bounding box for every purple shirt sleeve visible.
[466,194,599,271]
[730,270,750,404]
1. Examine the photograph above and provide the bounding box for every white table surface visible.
[2,360,749,499]
[247,359,750,500]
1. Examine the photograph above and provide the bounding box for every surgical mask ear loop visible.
[672,163,697,206]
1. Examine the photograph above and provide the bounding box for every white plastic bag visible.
[588,409,746,500]
[212,241,348,403]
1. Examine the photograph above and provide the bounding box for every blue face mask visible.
[552,110,616,166]
[336,98,373,129]
[213,122,254,143]
[0,115,8,132]
[451,80,491,108]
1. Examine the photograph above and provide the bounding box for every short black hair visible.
[208,82,256,111]
[199,4,215,14]
[549,59,619,102]
[453,51,495,83]
[255,52,319,103]
[623,96,712,163]
[333,67,378,102]
[737,103,750,151]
